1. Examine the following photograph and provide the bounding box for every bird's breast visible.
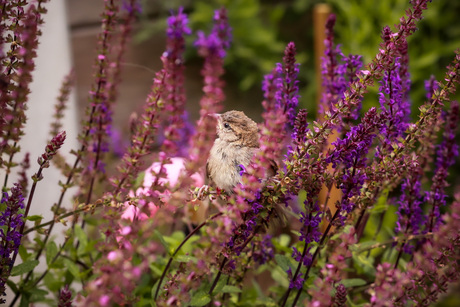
[208,139,256,192]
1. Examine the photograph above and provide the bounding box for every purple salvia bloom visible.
[58,285,73,307]
[298,201,322,246]
[252,235,274,265]
[319,14,363,122]
[275,42,300,125]
[395,168,425,255]
[122,0,142,14]
[37,131,67,168]
[195,7,231,59]
[343,54,363,84]
[342,54,363,121]
[292,246,312,267]
[328,108,387,224]
[397,38,411,115]
[378,57,410,141]
[0,184,25,304]
[328,108,385,168]
[109,126,127,158]
[288,200,321,289]
[262,68,280,105]
[334,284,347,307]
[166,7,191,39]
[292,109,309,149]
[238,164,246,176]
[426,101,459,231]
[424,75,439,100]
[161,7,192,157]
[287,267,304,290]
[83,0,118,175]
[320,14,345,115]
[213,8,232,51]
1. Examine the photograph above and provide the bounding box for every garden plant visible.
[0,0,459,306]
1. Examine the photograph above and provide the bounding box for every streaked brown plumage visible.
[206,110,259,193]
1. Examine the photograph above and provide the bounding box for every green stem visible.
[24,202,104,235]
[154,212,223,300]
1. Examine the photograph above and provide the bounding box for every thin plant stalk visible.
[154,212,223,300]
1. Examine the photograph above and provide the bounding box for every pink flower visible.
[121,156,203,222]
[107,250,120,262]
[99,295,110,306]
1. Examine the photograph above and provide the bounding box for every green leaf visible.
[11,260,39,276]
[43,271,62,292]
[134,171,146,187]
[189,291,211,306]
[154,230,169,254]
[19,294,30,307]
[64,259,80,280]
[350,240,378,253]
[341,278,367,288]
[221,285,241,293]
[6,279,19,293]
[352,253,376,276]
[278,234,291,247]
[212,274,227,295]
[18,245,31,262]
[74,224,88,254]
[270,265,289,288]
[175,255,197,263]
[26,215,43,222]
[274,254,291,272]
[29,288,48,302]
[370,192,389,213]
[165,231,185,247]
[46,241,58,266]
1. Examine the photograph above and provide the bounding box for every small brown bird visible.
[207,110,259,193]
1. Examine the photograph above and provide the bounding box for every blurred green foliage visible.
[137,0,460,117]
[326,0,460,113]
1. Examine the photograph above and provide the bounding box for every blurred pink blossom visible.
[121,157,204,221]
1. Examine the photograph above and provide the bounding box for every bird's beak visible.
[207,113,221,120]
[207,113,221,130]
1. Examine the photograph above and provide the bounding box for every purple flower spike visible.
[319,14,363,123]
[426,101,459,231]
[252,235,274,265]
[122,0,142,14]
[161,7,192,157]
[275,42,300,125]
[287,267,304,289]
[195,7,231,59]
[424,75,439,100]
[58,285,74,307]
[166,7,191,39]
[395,170,425,239]
[378,57,411,141]
[0,184,25,304]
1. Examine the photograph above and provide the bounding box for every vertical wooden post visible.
[313,4,342,227]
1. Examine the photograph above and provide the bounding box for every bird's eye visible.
[223,123,230,129]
